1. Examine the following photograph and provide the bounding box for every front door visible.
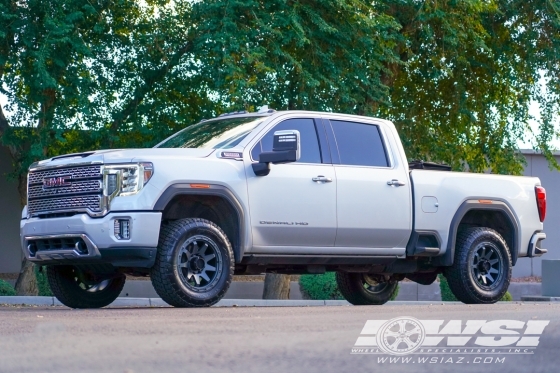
[246,118,337,252]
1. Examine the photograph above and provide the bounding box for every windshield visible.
[155,116,266,149]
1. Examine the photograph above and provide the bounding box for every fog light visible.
[114,219,131,240]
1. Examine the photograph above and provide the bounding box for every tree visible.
[2,0,559,297]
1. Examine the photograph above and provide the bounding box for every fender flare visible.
[433,199,520,266]
[153,184,246,262]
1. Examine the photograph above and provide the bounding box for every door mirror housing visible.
[252,130,301,176]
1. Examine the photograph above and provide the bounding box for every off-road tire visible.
[47,266,125,309]
[444,227,512,304]
[150,218,234,307]
[336,272,398,305]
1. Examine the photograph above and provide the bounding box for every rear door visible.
[325,118,412,254]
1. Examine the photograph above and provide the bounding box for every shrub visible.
[36,266,53,297]
[0,279,16,296]
[299,273,399,301]
[439,274,458,301]
[439,275,514,302]
[500,291,513,302]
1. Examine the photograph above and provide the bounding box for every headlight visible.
[103,162,154,198]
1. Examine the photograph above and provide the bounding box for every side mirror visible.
[252,130,301,176]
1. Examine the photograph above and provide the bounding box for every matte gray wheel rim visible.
[176,235,223,293]
[362,275,390,294]
[470,241,504,291]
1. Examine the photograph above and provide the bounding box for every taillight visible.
[535,186,546,222]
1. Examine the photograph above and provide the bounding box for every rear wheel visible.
[444,227,511,304]
[150,218,234,307]
[47,266,125,309]
[336,272,398,305]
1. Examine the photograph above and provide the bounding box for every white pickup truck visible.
[20,109,547,308]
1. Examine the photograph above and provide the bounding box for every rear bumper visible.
[20,211,161,267]
[527,231,547,258]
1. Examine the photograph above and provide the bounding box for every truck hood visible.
[32,148,216,169]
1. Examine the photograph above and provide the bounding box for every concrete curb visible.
[0,297,472,307]
[520,296,560,302]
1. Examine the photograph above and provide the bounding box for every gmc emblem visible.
[43,175,71,188]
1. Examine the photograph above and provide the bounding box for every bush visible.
[299,273,399,301]
[439,275,513,302]
[36,266,53,297]
[500,291,513,301]
[0,279,16,296]
[299,272,343,300]
[439,274,458,301]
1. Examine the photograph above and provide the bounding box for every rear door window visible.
[329,120,388,167]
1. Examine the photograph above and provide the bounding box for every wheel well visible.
[458,209,516,260]
[161,194,241,261]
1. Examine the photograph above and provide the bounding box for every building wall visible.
[0,148,557,276]
[515,151,560,277]
[0,146,23,273]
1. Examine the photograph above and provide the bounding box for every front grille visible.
[27,165,103,217]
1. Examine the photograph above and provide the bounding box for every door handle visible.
[387,179,406,187]
[312,175,332,183]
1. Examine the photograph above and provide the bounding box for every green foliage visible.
[299,273,344,300]
[500,291,513,302]
[35,267,53,297]
[299,273,399,301]
[439,275,459,302]
[0,279,16,296]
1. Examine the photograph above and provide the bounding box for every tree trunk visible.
[14,258,38,296]
[262,273,291,299]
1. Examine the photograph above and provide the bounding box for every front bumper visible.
[20,211,162,267]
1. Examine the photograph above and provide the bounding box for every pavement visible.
[0,303,559,373]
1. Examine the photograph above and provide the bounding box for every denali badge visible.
[43,175,72,188]
[260,221,309,226]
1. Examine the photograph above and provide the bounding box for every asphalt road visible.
[1,303,559,373]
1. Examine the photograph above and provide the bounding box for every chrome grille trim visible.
[27,165,103,217]
[28,180,102,199]
[28,165,102,184]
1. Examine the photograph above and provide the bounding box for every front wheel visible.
[150,218,234,307]
[47,266,125,309]
[336,272,398,305]
[444,227,512,304]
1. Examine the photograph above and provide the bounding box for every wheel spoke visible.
[204,253,216,261]
[179,262,188,268]
[389,338,403,349]
[489,267,499,274]
[483,247,493,260]
[398,320,407,333]
[489,258,499,265]
[193,274,201,285]
[405,327,421,336]
[200,272,211,283]
[205,264,216,272]
[486,273,495,283]
[481,275,487,285]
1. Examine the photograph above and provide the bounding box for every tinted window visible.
[330,120,388,167]
[251,119,322,164]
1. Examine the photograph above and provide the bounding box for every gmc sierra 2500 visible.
[21,109,547,308]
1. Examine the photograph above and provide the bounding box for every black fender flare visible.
[433,199,520,267]
[153,183,246,262]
